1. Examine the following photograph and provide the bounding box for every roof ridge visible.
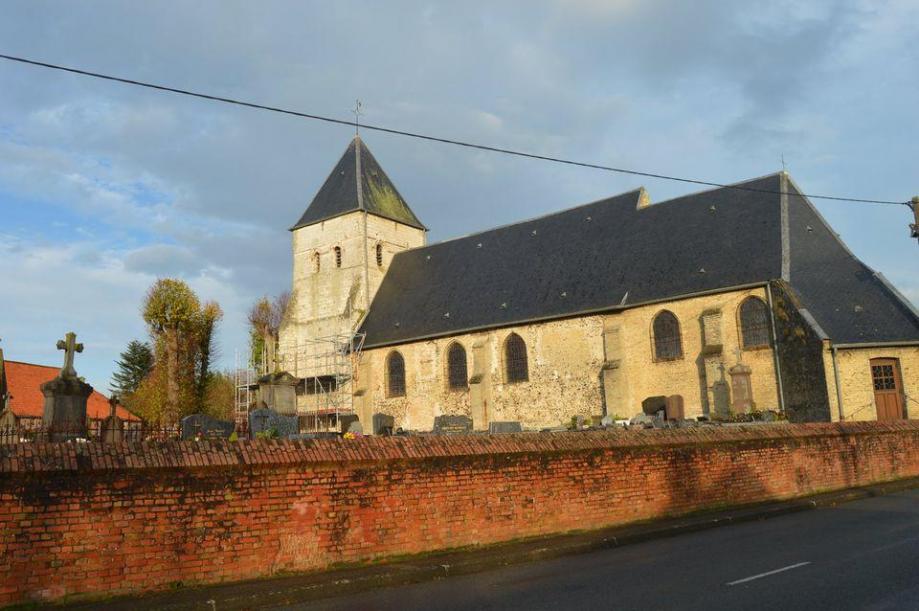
[415,189,644,250]
[5,360,58,369]
[646,171,785,208]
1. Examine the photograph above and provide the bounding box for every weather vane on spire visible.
[352,99,363,136]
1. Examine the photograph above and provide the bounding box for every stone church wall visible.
[768,280,831,422]
[605,286,780,420]
[2,422,919,606]
[360,286,781,431]
[823,345,919,422]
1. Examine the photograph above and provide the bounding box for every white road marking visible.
[726,562,812,586]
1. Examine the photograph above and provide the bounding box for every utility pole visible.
[911,196,919,243]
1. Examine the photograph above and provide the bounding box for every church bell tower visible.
[279,137,426,387]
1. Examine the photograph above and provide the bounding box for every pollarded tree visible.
[110,340,153,396]
[142,279,202,424]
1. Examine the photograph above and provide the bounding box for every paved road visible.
[288,489,919,611]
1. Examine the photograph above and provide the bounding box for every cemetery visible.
[1,331,777,448]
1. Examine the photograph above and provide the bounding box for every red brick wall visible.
[2,422,919,605]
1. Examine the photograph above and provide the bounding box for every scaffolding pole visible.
[275,332,366,432]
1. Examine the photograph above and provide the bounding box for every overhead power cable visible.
[0,52,911,207]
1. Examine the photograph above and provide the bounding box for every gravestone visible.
[641,396,667,418]
[248,407,299,439]
[337,414,360,434]
[180,414,235,440]
[42,332,93,442]
[372,413,395,436]
[729,359,755,413]
[101,394,124,444]
[630,413,656,428]
[488,421,522,434]
[433,415,473,435]
[665,395,685,421]
[256,371,299,415]
[712,380,731,418]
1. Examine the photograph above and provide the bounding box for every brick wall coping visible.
[2,421,917,475]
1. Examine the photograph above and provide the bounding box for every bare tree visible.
[248,292,290,374]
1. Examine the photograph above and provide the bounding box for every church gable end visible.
[784,177,919,344]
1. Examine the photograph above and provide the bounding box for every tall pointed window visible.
[376,243,384,267]
[446,343,468,390]
[334,246,342,268]
[652,310,683,361]
[386,351,406,398]
[312,251,320,273]
[504,333,529,383]
[739,297,770,349]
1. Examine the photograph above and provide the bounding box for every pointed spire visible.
[291,137,426,231]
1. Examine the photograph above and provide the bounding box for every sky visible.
[0,0,917,393]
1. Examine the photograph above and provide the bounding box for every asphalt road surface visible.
[288,489,919,611]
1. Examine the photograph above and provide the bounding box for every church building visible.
[278,137,919,431]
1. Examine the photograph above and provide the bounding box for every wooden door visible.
[871,358,904,421]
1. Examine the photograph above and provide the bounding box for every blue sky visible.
[0,0,917,393]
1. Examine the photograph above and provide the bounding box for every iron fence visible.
[0,422,187,445]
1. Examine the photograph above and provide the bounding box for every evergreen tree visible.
[110,340,154,395]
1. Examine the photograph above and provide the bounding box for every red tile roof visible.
[4,360,140,421]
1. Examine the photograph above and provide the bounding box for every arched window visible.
[504,333,529,383]
[376,243,384,267]
[334,246,342,268]
[739,297,770,349]
[312,251,320,273]
[652,310,683,361]
[386,351,406,398]
[446,343,468,390]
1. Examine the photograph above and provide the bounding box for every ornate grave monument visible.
[42,332,93,442]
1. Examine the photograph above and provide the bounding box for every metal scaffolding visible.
[276,332,365,431]
[233,349,259,427]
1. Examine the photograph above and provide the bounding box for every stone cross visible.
[352,99,363,135]
[733,347,744,365]
[108,393,119,420]
[56,332,84,379]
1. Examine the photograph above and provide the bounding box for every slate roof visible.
[359,173,919,348]
[3,360,139,421]
[291,137,426,231]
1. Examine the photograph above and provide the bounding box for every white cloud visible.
[0,0,916,389]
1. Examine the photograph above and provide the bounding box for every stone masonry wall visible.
[279,212,425,390]
[823,345,919,421]
[3,422,919,605]
[360,286,780,431]
[770,280,832,422]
